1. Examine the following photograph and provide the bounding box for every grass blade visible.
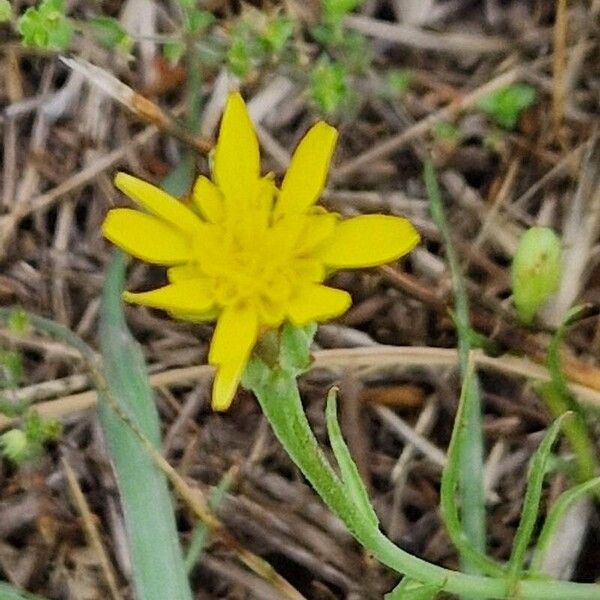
[98,252,193,600]
[424,160,486,571]
[185,467,237,574]
[505,413,570,594]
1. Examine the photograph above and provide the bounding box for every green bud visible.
[511,226,561,323]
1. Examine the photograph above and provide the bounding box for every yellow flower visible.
[102,92,419,411]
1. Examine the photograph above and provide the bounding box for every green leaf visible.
[164,40,186,64]
[0,350,24,389]
[310,55,349,115]
[511,226,561,324]
[0,0,12,23]
[161,154,195,197]
[177,0,196,10]
[89,16,133,52]
[99,252,193,600]
[531,475,600,572]
[536,305,598,485]
[227,30,254,77]
[259,15,294,54]
[385,577,444,600]
[505,414,571,593]
[185,468,236,573]
[425,160,487,572]
[187,9,215,34]
[279,322,316,376]
[18,0,74,50]
[439,360,505,577]
[476,83,536,129]
[325,388,378,528]
[323,0,362,22]
[23,410,61,444]
[0,398,28,418]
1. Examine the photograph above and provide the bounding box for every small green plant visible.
[0,413,61,464]
[17,0,73,50]
[476,83,536,129]
[226,9,295,77]
[310,55,349,115]
[511,226,561,324]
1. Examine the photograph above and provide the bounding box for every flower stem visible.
[249,367,600,600]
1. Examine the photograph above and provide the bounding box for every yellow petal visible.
[115,172,204,235]
[276,122,338,217]
[295,212,338,255]
[168,307,220,323]
[123,279,214,313]
[167,264,203,283]
[318,215,420,269]
[213,93,260,205]
[287,284,352,326]
[212,361,246,412]
[209,304,259,410]
[192,175,225,223]
[102,209,191,264]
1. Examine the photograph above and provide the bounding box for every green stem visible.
[250,368,600,600]
[543,308,598,483]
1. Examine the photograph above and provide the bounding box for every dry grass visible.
[1,1,599,598]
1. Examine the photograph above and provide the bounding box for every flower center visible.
[191,209,324,325]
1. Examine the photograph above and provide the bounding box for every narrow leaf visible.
[185,468,237,573]
[505,413,571,593]
[426,158,486,573]
[531,475,600,572]
[325,388,378,528]
[440,360,505,577]
[99,252,192,600]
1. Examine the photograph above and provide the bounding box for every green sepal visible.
[279,322,317,376]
